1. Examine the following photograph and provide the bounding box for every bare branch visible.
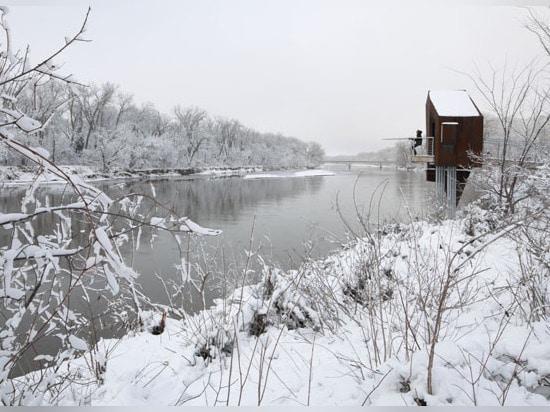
[0,7,91,88]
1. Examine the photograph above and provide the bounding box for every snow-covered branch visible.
[0,8,222,405]
[0,7,90,88]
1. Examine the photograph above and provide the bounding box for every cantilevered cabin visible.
[425,90,484,205]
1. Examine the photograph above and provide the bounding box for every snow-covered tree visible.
[466,59,550,214]
[305,141,325,168]
[173,105,209,167]
[214,116,243,164]
[80,82,117,151]
[458,8,550,215]
[0,8,221,404]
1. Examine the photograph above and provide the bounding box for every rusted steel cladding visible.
[425,91,483,168]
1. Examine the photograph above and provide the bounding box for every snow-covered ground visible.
[243,169,336,179]
[0,165,100,185]
[9,208,550,406]
[0,165,250,185]
[0,165,335,186]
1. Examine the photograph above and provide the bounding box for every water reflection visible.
[1,168,435,377]
[105,175,325,225]
[102,175,328,309]
[1,171,433,297]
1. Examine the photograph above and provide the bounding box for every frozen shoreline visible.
[0,165,335,187]
[8,210,550,406]
[243,169,336,179]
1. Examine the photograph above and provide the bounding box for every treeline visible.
[1,81,325,172]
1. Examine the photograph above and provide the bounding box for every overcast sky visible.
[4,1,547,155]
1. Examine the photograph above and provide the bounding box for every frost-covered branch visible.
[0,7,217,405]
[0,6,90,88]
[462,57,550,214]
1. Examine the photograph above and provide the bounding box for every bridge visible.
[322,159,397,170]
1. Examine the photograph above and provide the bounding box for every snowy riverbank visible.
[9,205,550,406]
[0,165,256,186]
[0,165,336,187]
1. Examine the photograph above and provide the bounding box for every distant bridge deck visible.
[322,159,397,168]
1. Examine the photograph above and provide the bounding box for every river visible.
[1,165,434,306]
[1,165,436,376]
[110,165,434,307]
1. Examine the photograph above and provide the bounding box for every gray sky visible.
[4,1,546,155]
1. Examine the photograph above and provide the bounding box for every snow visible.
[243,173,283,180]
[429,90,481,117]
[0,165,255,186]
[0,287,25,300]
[198,167,261,177]
[4,159,550,406]
[1,93,17,103]
[293,169,336,177]
[243,169,336,179]
[68,335,88,351]
[149,217,166,228]
[8,212,550,406]
[104,265,120,295]
[149,215,222,235]
[0,165,336,186]
[0,165,98,186]
[180,217,222,236]
[0,107,42,133]
[0,212,28,225]
[30,146,50,159]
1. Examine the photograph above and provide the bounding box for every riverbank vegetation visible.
[2,6,550,406]
[0,15,324,173]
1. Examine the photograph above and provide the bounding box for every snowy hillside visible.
[10,208,550,406]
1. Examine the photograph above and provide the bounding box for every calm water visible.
[1,165,436,377]
[111,166,434,304]
[1,165,434,304]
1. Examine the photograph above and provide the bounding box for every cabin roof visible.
[428,90,481,117]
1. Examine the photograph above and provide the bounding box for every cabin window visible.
[441,122,458,146]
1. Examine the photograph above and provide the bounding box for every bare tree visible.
[173,105,209,166]
[215,117,242,162]
[464,59,550,214]
[81,82,117,150]
[62,84,86,154]
[305,141,325,168]
[113,91,134,128]
[525,7,550,57]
